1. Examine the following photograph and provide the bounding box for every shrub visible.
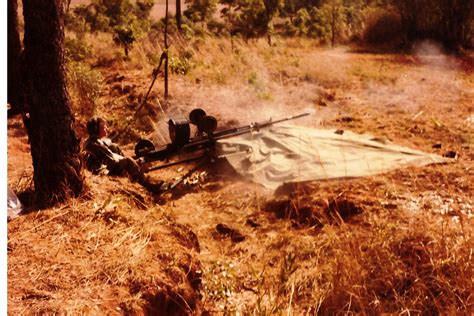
[65,37,93,62]
[294,8,310,36]
[363,9,403,45]
[307,7,331,41]
[67,61,103,118]
[71,0,154,56]
[180,25,192,39]
[64,10,90,38]
[207,19,226,36]
[113,25,136,56]
[169,56,192,75]
[281,20,298,37]
[183,0,217,23]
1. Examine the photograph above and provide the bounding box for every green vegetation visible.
[68,0,155,55]
[182,0,473,49]
[65,0,473,51]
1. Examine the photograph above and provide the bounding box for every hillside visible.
[7,34,474,314]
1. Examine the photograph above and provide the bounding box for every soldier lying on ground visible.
[83,117,166,194]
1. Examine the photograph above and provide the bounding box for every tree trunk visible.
[331,2,336,47]
[164,0,169,100]
[8,0,23,116]
[22,0,84,205]
[176,0,182,32]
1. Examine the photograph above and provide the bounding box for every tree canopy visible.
[181,0,474,48]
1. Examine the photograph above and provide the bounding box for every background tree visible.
[113,24,136,56]
[176,0,183,31]
[234,0,269,38]
[391,0,422,44]
[220,0,237,27]
[390,0,473,50]
[439,0,474,50]
[22,0,84,205]
[72,0,154,55]
[184,0,217,23]
[227,0,281,40]
[320,0,345,46]
[8,0,23,116]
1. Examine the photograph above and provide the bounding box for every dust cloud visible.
[151,43,470,144]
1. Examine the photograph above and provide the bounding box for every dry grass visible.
[258,184,473,314]
[8,33,474,314]
[8,175,202,314]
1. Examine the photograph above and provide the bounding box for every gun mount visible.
[134,109,310,173]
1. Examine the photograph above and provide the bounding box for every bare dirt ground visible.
[7,39,474,314]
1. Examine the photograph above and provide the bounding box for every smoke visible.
[412,40,449,71]
[412,40,445,56]
[345,40,467,117]
[411,40,459,70]
[152,41,469,144]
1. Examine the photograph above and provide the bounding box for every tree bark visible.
[8,0,23,115]
[22,0,84,205]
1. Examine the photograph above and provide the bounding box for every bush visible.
[113,25,136,56]
[363,9,403,45]
[156,17,179,36]
[71,0,154,56]
[180,23,195,39]
[67,61,103,118]
[73,4,110,32]
[169,56,192,75]
[64,11,90,37]
[65,37,93,62]
[281,20,298,37]
[207,19,226,36]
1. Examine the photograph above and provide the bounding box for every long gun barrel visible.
[135,110,310,168]
[202,112,310,140]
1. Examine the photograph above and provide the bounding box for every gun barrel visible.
[211,112,310,140]
[139,112,310,163]
[255,112,310,128]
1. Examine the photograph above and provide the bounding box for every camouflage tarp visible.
[217,125,451,190]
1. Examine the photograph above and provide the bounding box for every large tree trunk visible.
[8,0,23,116]
[22,0,84,205]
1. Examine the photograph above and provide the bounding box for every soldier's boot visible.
[139,177,167,194]
[119,158,167,194]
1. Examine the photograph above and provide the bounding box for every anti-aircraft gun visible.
[134,109,309,171]
[134,109,309,189]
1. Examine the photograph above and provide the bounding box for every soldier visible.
[83,117,166,194]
